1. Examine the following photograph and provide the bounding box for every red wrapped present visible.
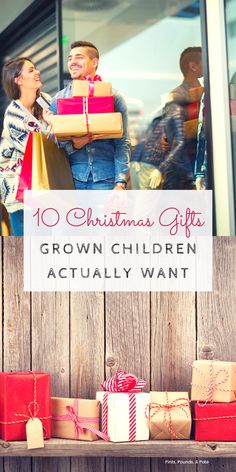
[185,102,200,120]
[231,100,236,115]
[57,96,114,115]
[0,371,51,441]
[194,401,236,441]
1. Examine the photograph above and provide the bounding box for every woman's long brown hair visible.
[2,56,43,120]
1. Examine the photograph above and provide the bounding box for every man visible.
[50,40,130,190]
[170,46,203,105]
[148,47,203,190]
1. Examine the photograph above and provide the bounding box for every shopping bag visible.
[16,132,74,202]
[16,133,33,202]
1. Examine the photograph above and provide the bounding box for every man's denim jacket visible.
[50,82,130,184]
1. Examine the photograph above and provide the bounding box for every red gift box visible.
[57,96,114,115]
[0,371,51,441]
[231,100,236,115]
[194,402,236,441]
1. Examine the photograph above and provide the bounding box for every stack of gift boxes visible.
[51,76,123,140]
[192,359,236,440]
[0,362,235,449]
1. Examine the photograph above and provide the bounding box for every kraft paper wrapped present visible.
[0,371,51,444]
[191,360,236,403]
[51,397,108,441]
[194,401,236,441]
[72,77,112,97]
[232,116,236,132]
[230,84,236,100]
[148,392,191,440]
[183,118,198,139]
[188,86,204,103]
[57,96,114,115]
[97,370,149,442]
[51,113,123,139]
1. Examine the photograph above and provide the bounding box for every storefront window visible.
[61,0,205,190]
[225,0,236,215]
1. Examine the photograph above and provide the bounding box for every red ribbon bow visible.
[102,370,146,393]
[85,74,102,82]
[84,74,102,97]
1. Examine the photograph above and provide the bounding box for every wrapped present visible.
[72,75,112,97]
[230,100,236,115]
[51,397,108,441]
[230,84,236,100]
[188,86,204,102]
[232,116,236,132]
[183,119,198,139]
[0,371,51,443]
[185,102,200,121]
[96,370,149,442]
[57,96,114,115]
[194,401,236,441]
[191,360,236,403]
[147,392,191,440]
[51,113,123,139]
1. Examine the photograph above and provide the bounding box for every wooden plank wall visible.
[0,237,235,471]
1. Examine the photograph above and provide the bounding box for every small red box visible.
[0,371,51,441]
[57,96,114,115]
[194,402,236,441]
[185,102,199,120]
[231,100,236,115]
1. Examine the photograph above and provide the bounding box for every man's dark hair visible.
[70,40,99,60]
[179,47,202,76]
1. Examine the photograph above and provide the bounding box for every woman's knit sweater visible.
[0,99,44,213]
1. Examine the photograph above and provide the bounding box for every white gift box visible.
[96,391,150,442]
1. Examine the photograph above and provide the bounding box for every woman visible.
[0,57,50,236]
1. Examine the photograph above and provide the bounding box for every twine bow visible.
[102,370,146,393]
[145,393,190,439]
[192,362,235,404]
[53,400,110,441]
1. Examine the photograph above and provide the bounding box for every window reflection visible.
[62,0,205,190]
[225,0,236,212]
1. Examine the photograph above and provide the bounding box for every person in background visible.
[0,57,50,236]
[149,47,203,190]
[130,114,165,189]
[49,40,130,190]
[194,92,207,190]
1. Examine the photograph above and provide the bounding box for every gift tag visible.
[26,418,44,449]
